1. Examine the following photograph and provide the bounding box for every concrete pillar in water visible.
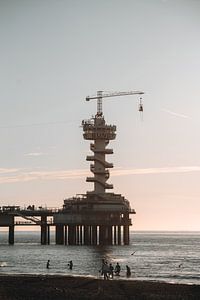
[107,226,112,245]
[99,225,104,245]
[79,226,83,245]
[91,225,97,245]
[99,225,109,245]
[101,226,112,245]
[123,225,129,245]
[113,226,117,245]
[76,226,80,245]
[68,226,76,245]
[41,216,48,245]
[118,226,121,245]
[47,225,50,245]
[64,226,68,245]
[84,225,90,245]
[89,226,92,245]
[97,226,99,245]
[56,225,64,244]
[9,225,14,245]
[100,225,112,245]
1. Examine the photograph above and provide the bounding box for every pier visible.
[0,202,135,245]
[0,91,144,246]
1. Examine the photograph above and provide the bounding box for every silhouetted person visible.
[115,262,121,276]
[109,263,114,278]
[101,261,109,280]
[46,260,50,269]
[126,265,131,277]
[68,260,73,270]
[100,259,105,275]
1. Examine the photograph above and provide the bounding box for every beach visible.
[0,275,200,300]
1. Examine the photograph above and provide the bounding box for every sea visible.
[0,231,200,285]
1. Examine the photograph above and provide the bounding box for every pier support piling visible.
[9,225,14,245]
[91,225,97,245]
[84,225,90,245]
[64,226,68,245]
[68,225,76,245]
[56,225,64,245]
[118,225,121,245]
[123,225,129,245]
[41,216,48,245]
[113,226,117,245]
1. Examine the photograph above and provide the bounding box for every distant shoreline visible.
[0,274,200,300]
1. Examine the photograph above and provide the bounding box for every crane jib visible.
[85,90,145,115]
[86,91,144,101]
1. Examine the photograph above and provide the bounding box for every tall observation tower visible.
[83,112,115,193]
[54,90,144,246]
[83,90,143,195]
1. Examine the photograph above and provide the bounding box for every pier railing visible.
[0,206,61,214]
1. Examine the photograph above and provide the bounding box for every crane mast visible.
[86,90,144,116]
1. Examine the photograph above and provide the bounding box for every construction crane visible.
[86,90,145,116]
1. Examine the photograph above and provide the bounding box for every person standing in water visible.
[46,260,50,269]
[115,262,121,276]
[126,265,131,277]
[68,260,73,270]
[101,261,109,280]
[109,263,114,279]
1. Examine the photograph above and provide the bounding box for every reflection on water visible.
[0,231,200,285]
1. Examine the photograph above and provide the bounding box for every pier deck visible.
[0,198,135,246]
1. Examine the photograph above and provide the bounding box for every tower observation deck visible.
[54,90,144,246]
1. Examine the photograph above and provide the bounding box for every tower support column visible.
[113,226,117,245]
[9,225,14,245]
[76,225,80,245]
[64,226,68,245]
[118,226,121,245]
[98,225,113,245]
[47,225,50,245]
[123,225,129,245]
[92,225,97,245]
[68,225,76,245]
[84,225,90,245]
[56,225,64,244]
[41,216,48,245]
[80,225,83,245]
[106,226,112,245]
[99,225,104,245]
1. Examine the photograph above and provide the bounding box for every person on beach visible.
[102,261,109,280]
[100,259,105,275]
[115,262,121,276]
[99,260,109,280]
[68,260,73,270]
[126,265,131,277]
[46,260,50,269]
[109,263,114,279]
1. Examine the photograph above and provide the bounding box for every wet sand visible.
[0,274,200,300]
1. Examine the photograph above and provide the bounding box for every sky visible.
[0,0,200,231]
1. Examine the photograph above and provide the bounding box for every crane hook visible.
[138,97,143,112]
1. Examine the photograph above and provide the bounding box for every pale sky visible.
[0,0,200,231]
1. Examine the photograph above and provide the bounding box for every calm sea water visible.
[0,231,200,285]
